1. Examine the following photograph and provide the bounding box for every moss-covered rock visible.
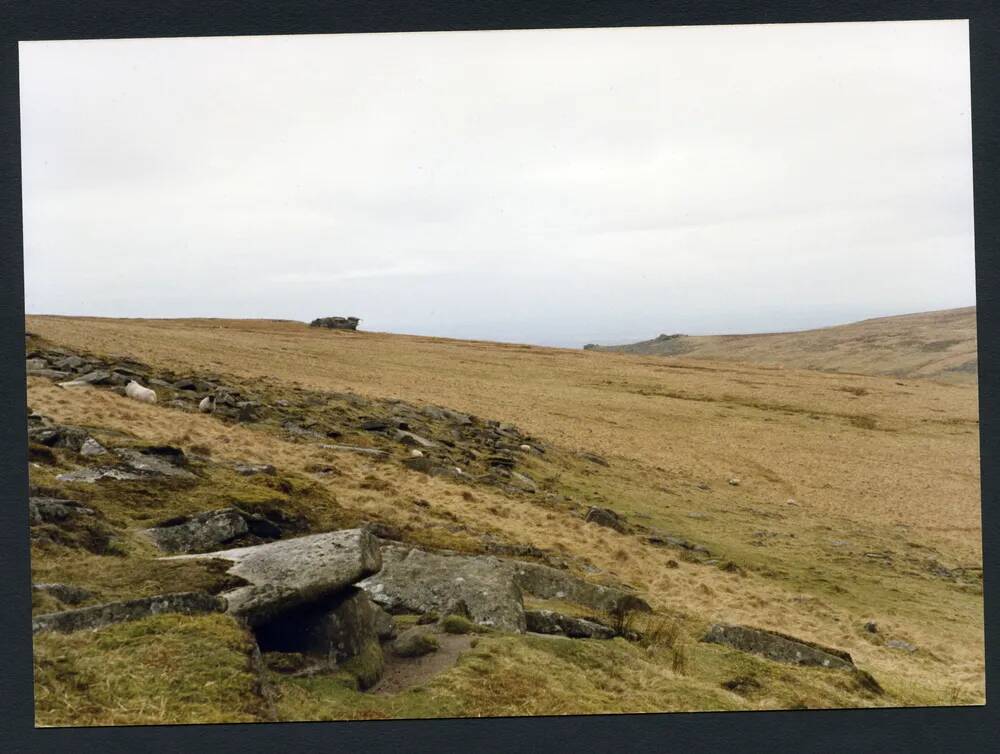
[391,631,440,658]
[439,615,486,635]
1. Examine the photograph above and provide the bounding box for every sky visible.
[19,20,975,348]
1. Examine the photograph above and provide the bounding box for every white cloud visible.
[19,21,974,347]
[271,262,452,284]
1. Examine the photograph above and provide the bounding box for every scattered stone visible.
[886,639,917,653]
[108,447,196,479]
[702,623,854,669]
[32,583,93,606]
[32,592,225,634]
[318,443,390,458]
[56,467,145,483]
[29,497,96,526]
[584,506,627,533]
[391,630,439,658]
[165,529,382,626]
[373,604,398,640]
[26,357,48,370]
[480,536,562,567]
[360,545,527,633]
[75,369,114,386]
[28,496,121,554]
[423,405,472,425]
[487,454,516,469]
[728,478,741,486]
[401,456,457,477]
[409,449,424,458]
[235,401,260,421]
[578,452,609,467]
[28,368,71,380]
[511,561,651,615]
[864,621,879,634]
[525,610,615,639]
[54,355,86,370]
[79,437,107,457]
[28,424,91,451]
[143,508,251,554]
[646,532,710,555]
[310,316,360,331]
[442,598,471,620]
[233,463,276,476]
[508,471,537,493]
[393,429,437,448]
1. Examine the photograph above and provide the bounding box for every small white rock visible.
[79,437,106,457]
[728,478,741,486]
[410,449,423,457]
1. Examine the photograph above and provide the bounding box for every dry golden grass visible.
[589,306,977,383]
[26,315,981,552]
[33,613,266,727]
[24,316,985,707]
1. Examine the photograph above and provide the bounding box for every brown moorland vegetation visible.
[585,306,978,384]
[25,315,984,723]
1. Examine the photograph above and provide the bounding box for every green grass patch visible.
[440,615,487,635]
[33,613,268,727]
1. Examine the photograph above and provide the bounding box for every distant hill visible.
[584,307,978,383]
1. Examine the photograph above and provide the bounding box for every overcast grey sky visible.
[19,21,974,347]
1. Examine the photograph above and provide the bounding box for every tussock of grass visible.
[33,614,266,727]
[440,615,486,635]
[29,549,247,613]
[338,639,385,690]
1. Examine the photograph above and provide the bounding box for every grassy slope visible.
[24,316,985,722]
[586,307,978,383]
[33,614,268,726]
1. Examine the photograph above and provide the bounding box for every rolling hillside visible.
[585,307,978,383]
[23,315,984,723]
